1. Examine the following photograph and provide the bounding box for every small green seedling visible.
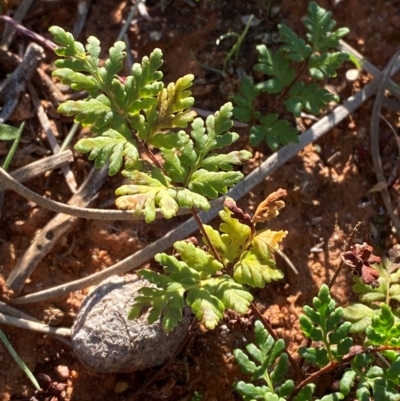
[234,284,400,400]
[233,2,350,150]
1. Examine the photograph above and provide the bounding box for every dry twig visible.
[5,166,108,295]
[28,82,78,193]
[0,43,44,123]
[370,49,400,237]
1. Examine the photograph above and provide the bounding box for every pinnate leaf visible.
[233,320,291,400]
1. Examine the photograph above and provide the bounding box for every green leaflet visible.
[203,200,252,264]
[189,169,244,198]
[75,129,138,174]
[59,96,113,127]
[285,82,338,117]
[254,46,296,94]
[303,2,350,52]
[234,248,284,288]
[187,276,252,330]
[232,75,261,123]
[199,150,252,172]
[173,241,223,279]
[299,285,353,364]
[278,23,312,62]
[366,304,400,347]
[308,52,349,80]
[115,170,210,223]
[249,114,299,150]
[233,321,301,401]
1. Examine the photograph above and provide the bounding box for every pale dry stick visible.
[0,150,73,192]
[35,67,65,107]
[0,43,44,123]
[28,82,78,194]
[378,113,400,191]
[73,0,92,38]
[117,0,146,41]
[370,49,400,238]
[0,0,34,50]
[0,313,71,337]
[339,39,400,98]
[0,168,223,219]
[275,249,298,275]
[11,56,399,305]
[6,166,109,295]
[0,301,72,347]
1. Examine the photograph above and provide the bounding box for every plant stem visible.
[289,345,400,401]
[265,59,308,115]
[191,207,223,264]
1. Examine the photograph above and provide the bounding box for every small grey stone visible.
[71,274,191,373]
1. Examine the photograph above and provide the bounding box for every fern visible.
[130,195,287,331]
[50,27,251,222]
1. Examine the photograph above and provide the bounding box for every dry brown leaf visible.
[252,188,287,224]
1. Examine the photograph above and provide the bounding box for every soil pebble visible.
[54,365,69,380]
[71,274,191,373]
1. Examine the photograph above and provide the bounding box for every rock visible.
[71,274,191,373]
[114,381,129,394]
[54,365,69,380]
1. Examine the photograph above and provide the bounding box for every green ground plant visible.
[232,2,350,150]
[47,3,394,399]
[49,25,289,332]
[234,284,400,401]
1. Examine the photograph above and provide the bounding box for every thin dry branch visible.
[0,312,71,337]
[0,0,34,50]
[0,42,44,123]
[28,82,78,193]
[5,166,109,295]
[0,150,73,191]
[370,49,400,237]
[11,44,400,305]
[0,167,222,219]
[0,301,72,347]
